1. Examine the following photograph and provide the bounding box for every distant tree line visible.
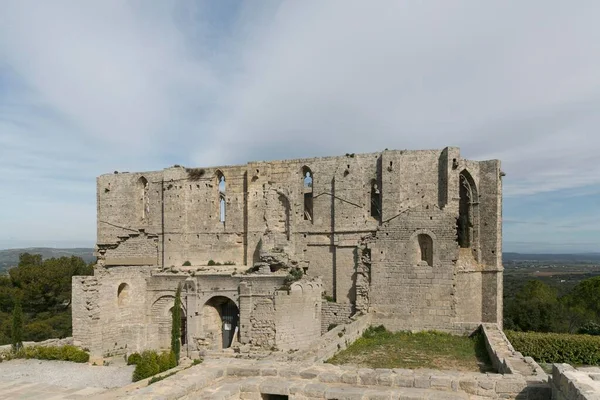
[0,253,93,345]
[505,277,600,335]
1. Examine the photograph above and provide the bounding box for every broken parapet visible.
[550,364,600,400]
[481,323,546,378]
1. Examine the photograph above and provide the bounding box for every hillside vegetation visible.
[0,248,94,275]
[0,253,93,345]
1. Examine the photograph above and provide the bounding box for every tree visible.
[11,299,23,352]
[171,284,182,363]
[568,277,600,317]
[504,280,562,332]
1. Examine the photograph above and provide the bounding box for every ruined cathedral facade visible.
[72,147,503,359]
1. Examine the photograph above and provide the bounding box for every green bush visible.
[578,322,600,336]
[362,325,388,339]
[132,350,177,382]
[132,351,160,382]
[148,371,176,385]
[5,345,90,363]
[158,351,177,371]
[506,330,600,365]
[127,352,142,365]
[182,261,191,266]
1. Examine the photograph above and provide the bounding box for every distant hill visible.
[503,252,600,263]
[0,247,95,274]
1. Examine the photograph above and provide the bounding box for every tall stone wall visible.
[75,147,503,357]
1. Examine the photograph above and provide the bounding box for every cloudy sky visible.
[0,1,599,253]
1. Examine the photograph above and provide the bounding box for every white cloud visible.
[1,0,600,246]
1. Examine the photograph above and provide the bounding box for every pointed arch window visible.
[370,179,381,220]
[302,166,313,222]
[457,170,478,248]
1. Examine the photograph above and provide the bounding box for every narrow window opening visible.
[302,167,313,222]
[138,176,149,220]
[417,234,433,266]
[217,172,226,223]
[457,171,477,248]
[370,180,381,220]
[117,283,130,306]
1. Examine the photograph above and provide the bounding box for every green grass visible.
[327,326,492,372]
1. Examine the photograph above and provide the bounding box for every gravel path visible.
[0,359,134,389]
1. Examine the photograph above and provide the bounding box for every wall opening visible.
[202,296,239,349]
[457,170,478,249]
[302,166,313,222]
[417,234,433,266]
[138,176,149,220]
[278,193,291,240]
[117,283,130,306]
[370,179,381,220]
[262,395,288,400]
[217,171,226,223]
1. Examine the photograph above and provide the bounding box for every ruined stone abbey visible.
[72,147,503,360]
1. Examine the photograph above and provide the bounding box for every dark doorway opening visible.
[204,296,239,349]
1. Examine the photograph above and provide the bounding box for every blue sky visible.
[0,1,599,253]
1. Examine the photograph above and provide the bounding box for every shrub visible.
[149,371,176,385]
[506,330,600,365]
[223,261,236,265]
[182,261,191,266]
[132,350,178,382]
[207,260,216,266]
[158,351,177,372]
[192,358,203,365]
[10,345,90,363]
[127,352,142,365]
[578,322,600,336]
[132,351,160,382]
[327,323,338,331]
[362,325,388,339]
[283,267,303,288]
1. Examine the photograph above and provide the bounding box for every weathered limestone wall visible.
[321,301,354,334]
[369,207,459,331]
[273,279,322,351]
[71,276,100,352]
[78,147,504,356]
[94,266,152,357]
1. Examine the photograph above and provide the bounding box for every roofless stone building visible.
[72,147,503,360]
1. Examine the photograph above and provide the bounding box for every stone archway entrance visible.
[203,296,239,349]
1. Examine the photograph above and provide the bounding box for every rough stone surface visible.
[73,148,503,361]
[87,358,551,400]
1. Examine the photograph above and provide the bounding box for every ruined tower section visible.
[368,148,503,333]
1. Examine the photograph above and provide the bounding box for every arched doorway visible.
[202,296,239,349]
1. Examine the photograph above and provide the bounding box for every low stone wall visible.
[0,337,74,353]
[285,313,372,363]
[481,324,545,377]
[550,364,600,400]
[320,301,353,334]
[108,358,553,400]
